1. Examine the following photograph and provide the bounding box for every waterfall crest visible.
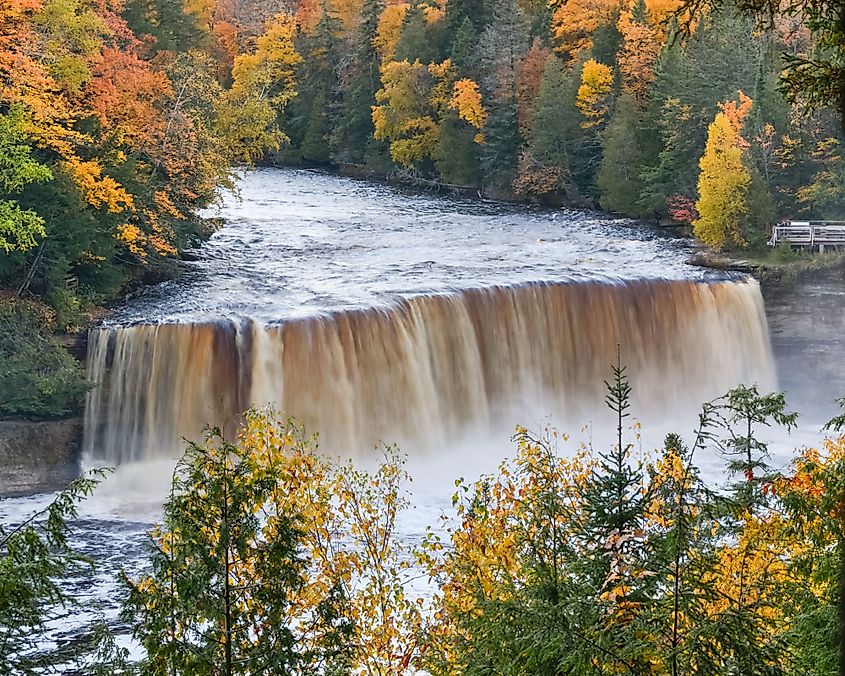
[83,279,775,464]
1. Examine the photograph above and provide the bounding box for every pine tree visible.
[598,94,647,215]
[477,0,529,189]
[123,0,205,53]
[335,0,387,166]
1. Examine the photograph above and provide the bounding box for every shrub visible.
[0,297,90,418]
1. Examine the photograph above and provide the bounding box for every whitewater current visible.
[4,168,824,667]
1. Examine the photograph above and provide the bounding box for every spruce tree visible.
[434,111,481,185]
[450,17,478,75]
[525,54,582,196]
[292,12,342,164]
[394,4,441,64]
[335,0,387,166]
[598,94,648,215]
[123,428,354,674]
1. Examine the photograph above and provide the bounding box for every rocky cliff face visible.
[0,419,82,496]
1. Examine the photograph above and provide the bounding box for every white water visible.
[6,168,824,669]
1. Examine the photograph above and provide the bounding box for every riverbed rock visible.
[0,419,82,496]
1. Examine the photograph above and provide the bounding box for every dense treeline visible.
[0,0,301,416]
[278,0,845,247]
[2,0,843,316]
[1,0,843,418]
[2,377,843,673]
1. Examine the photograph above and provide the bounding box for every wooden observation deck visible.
[768,221,845,252]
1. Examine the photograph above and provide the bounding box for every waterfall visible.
[83,278,776,464]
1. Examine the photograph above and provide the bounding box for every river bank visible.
[4,168,842,494]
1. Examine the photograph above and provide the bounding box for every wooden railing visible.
[768,221,845,249]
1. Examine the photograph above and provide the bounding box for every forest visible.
[0,0,844,420]
[1,0,845,670]
[3,377,844,674]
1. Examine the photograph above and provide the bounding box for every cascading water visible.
[10,168,805,665]
[83,277,775,465]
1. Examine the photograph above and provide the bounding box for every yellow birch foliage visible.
[423,427,594,669]
[375,3,410,61]
[372,59,443,167]
[693,96,753,249]
[239,410,425,674]
[220,13,301,163]
[576,59,614,129]
[450,78,487,131]
[550,0,618,59]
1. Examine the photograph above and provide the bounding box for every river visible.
[2,168,842,665]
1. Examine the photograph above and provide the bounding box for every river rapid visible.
[2,168,843,665]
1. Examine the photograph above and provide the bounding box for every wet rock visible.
[0,419,82,496]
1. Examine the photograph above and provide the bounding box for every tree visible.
[550,0,618,61]
[375,3,410,62]
[393,3,441,64]
[576,59,614,130]
[333,0,386,166]
[219,14,301,163]
[677,0,845,129]
[372,60,435,167]
[0,469,120,674]
[449,17,477,74]
[434,110,481,184]
[616,0,661,104]
[693,97,753,249]
[123,424,351,675]
[0,106,51,253]
[515,39,549,134]
[126,410,423,675]
[515,53,579,199]
[0,298,90,417]
[598,94,648,215]
[476,0,530,189]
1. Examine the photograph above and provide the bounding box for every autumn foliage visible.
[116,379,845,675]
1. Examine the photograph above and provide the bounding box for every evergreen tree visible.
[521,54,585,198]
[334,0,388,166]
[444,0,489,42]
[598,94,648,215]
[477,0,529,189]
[285,11,341,164]
[123,0,205,52]
[0,470,125,673]
[394,4,442,64]
[123,427,354,674]
[640,11,761,216]
[434,110,481,185]
[450,17,478,75]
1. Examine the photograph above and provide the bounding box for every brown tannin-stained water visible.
[81,168,778,467]
[8,167,842,661]
[84,279,774,464]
